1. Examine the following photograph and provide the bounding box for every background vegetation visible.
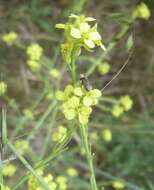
[0,0,154,190]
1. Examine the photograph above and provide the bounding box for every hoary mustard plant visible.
[56,14,105,190]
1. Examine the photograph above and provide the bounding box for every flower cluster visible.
[15,140,29,155]
[28,170,57,190]
[111,95,133,118]
[98,62,110,75]
[133,2,151,20]
[2,164,16,177]
[26,43,43,71]
[52,125,68,142]
[56,85,101,124]
[55,176,68,190]
[0,81,7,96]
[56,14,105,63]
[0,184,11,190]
[2,31,18,45]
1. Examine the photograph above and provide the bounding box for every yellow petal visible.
[84,39,95,48]
[70,28,81,39]
[79,22,90,33]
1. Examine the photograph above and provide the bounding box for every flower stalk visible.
[79,124,98,190]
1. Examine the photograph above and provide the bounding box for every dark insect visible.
[80,74,93,91]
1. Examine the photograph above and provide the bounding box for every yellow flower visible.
[28,170,57,190]
[133,2,151,20]
[0,81,7,96]
[2,164,16,177]
[49,68,60,78]
[102,129,112,142]
[2,32,18,45]
[111,105,124,118]
[56,84,101,125]
[112,180,125,189]
[15,140,29,155]
[27,60,41,71]
[52,125,67,142]
[120,95,133,111]
[0,184,11,190]
[56,176,68,190]
[56,14,106,63]
[26,43,43,61]
[67,167,78,177]
[98,62,110,75]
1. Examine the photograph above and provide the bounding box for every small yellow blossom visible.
[2,32,18,45]
[98,62,110,75]
[102,129,112,142]
[26,43,43,61]
[27,60,41,71]
[111,105,124,118]
[15,140,29,155]
[56,176,68,190]
[112,180,125,189]
[2,164,16,177]
[28,170,57,190]
[0,81,7,96]
[49,68,60,78]
[120,95,133,111]
[67,167,78,177]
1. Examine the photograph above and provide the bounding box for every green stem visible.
[69,48,77,85]
[79,124,99,190]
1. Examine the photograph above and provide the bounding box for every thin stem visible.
[69,48,77,85]
[79,124,99,190]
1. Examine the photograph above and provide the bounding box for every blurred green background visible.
[0,0,154,190]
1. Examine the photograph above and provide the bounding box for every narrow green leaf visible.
[126,34,134,50]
